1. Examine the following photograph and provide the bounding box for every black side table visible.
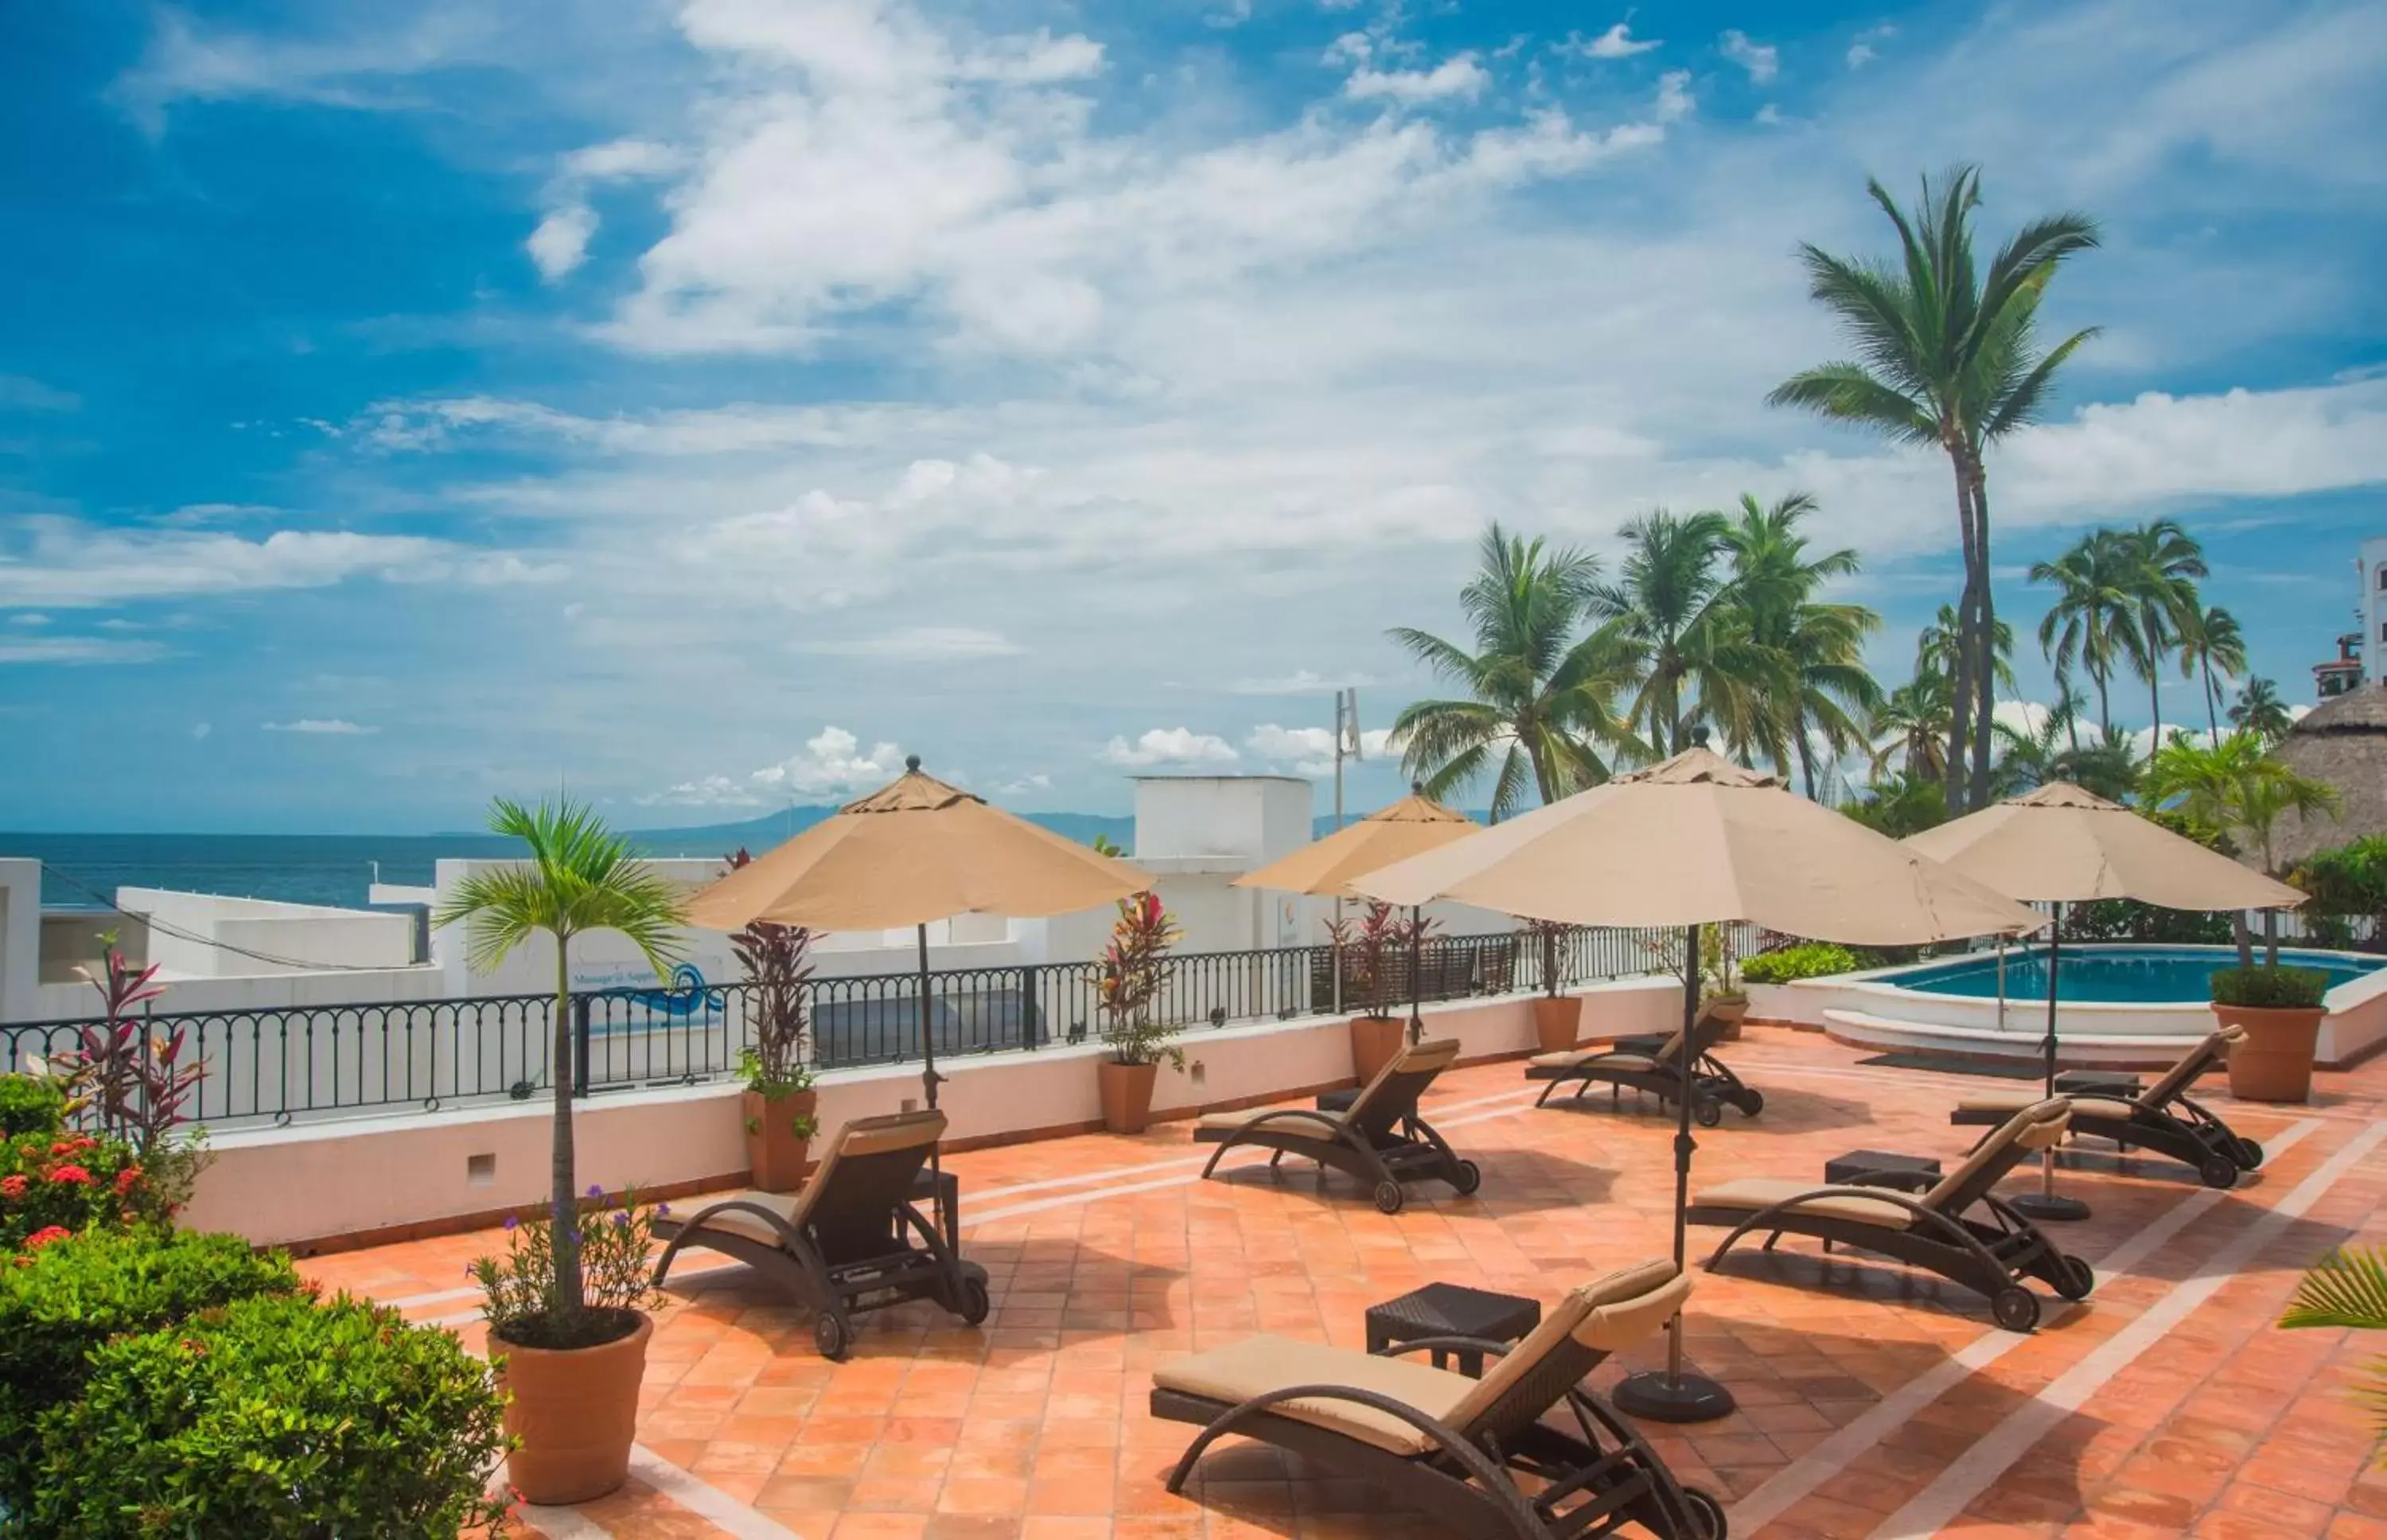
[1365,1282,1541,1377]
[1824,1149,1941,1192]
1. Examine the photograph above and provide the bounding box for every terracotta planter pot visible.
[1098,1059,1160,1134]
[742,1088,817,1193]
[1532,996,1583,1054]
[494,1311,652,1506]
[1705,997,1749,1042]
[1349,1015,1406,1085]
[2216,1002,2325,1103]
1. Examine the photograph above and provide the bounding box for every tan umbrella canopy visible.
[1903,781,2303,1221]
[1354,745,2041,1426]
[687,757,1151,1120]
[1357,748,2042,943]
[1232,783,1477,899]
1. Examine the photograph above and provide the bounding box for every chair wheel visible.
[2236,1138,2264,1169]
[958,1276,991,1326]
[2198,1153,2240,1190]
[814,1310,851,1360]
[1991,1286,2039,1333]
[1451,1160,1482,1196]
[1693,1098,1723,1129]
[1373,1180,1405,1215]
[1679,1485,1728,1540]
[2056,1255,2095,1301]
[1739,1090,1764,1117]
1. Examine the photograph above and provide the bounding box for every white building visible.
[2362,535,2387,687]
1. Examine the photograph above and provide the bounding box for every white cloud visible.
[0,518,553,609]
[1754,103,1783,126]
[802,626,1025,661]
[750,726,904,795]
[1846,25,1894,70]
[641,774,763,808]
[530,138,682,282]
[0,375,78,413]
[191,721,212,740]
[8,613,47,627]
[995,772,1053,795]
[1654,69,1696,123]
[527,204,597,281]
[1345,54,1489,105]
[1561,24,1661,59]
[1100,729,1240,768]
[1244,723,1396,775]
[1226,670,1379,695]
[1719,30,1778,83]
[0,636,167,666]
[263,718,378,735]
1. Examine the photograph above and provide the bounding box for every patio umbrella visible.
[688,758,1151,1207]
[1905,781,2304,1219]
[1357,745,2041,1423]
[1234,783,1478,1024]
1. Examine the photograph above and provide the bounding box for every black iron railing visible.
[3,927,1691,1128]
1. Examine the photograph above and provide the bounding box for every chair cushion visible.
[1953,1088,2039,1116]
[1195,1106,1345,1135]
[682,1192,802,1250]
[1693,1178,1914,1230]
[1154,1333,1473,1456]
[2066,1097,2142,1122]
[1528,1050,1658,1073]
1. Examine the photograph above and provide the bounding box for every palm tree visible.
[2142,733,2339,966]
[1988,696,2080,797]
[2229,678,2296,746]
[2120,519,2207,745]
[2281,1248,2387,1463]
[2180,605,2247,741]
[1770,165,2100,815]
[1722,492,1883,796]
[1868,671,1953,782]
[2033,529,2148,740]
[1916,601,2017,698]
[1389,524,1639,820]
[1593,508,1785,759]
[435,799,687,1314]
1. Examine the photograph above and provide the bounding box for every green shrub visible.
[25,1291,510,1538]
[0,1076,65,1139]
[2061,899,2234,946]
[0,1227,298,1506]
[1742,943,1881,985]
[2211,964,2330,1010]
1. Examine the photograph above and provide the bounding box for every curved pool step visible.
[1821,1009,2202,1071]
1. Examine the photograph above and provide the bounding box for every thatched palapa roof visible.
[2268,687,2387,869]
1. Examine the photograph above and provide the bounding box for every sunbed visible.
[650,1108,990,1359]
[1526,1006,1762,1126]
[1194,1037,1479,1214]
[1687,1098,2091,1332]
[1948,1025,2261,1189]
[1150,1258,1723,1540]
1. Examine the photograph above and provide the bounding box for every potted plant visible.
[1698,923,1749,1039]
[2210,962,2330,1103]
[730,917,818,1191]
[1094,891,1186,1134]
[437,798,687,1505]
[1330,902,1425,1083]
[1525,918,1582,1054]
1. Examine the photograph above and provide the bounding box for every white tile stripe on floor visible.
[1725,1116,2324,1536]
[1867,1114,2387,1539]
[629,1445,807,1540]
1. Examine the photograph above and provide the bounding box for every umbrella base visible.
[1613,1369,1736,1423]
[2011,1192,2090,1222]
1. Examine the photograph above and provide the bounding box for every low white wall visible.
[2319,968,2387,1067]
[123,889,419,978]
[183,975,1682,1248]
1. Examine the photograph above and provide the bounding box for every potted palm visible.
[1526,918,1582,1054]
[1698,923,1748,1040]
[1094,891,1185,1134]
[438,798,687,1506]
[1330,901,1423,1083]
[730,917,818,1190]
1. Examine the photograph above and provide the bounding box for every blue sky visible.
[2,0,2383,833]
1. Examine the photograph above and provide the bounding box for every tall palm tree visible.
[2181,605,2248,741]
[1593,508,1785,759]
[2033,529,2148,740]
[2229,677,2295,743]
[2121,519,2208,745]
[1868,671,1953,782]
[1389,523,1639,820]
[1916,601,2017,698]
[1770,166,2099,815]
[2143,733,2338,966]
[1722,492,1883,796]
[435,799,686,1314]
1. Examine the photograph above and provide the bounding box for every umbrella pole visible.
[1408,905,1423,1044]
[2013,903,2089,1222]
[1614,923,1735,1424]
[917,922,948,1232]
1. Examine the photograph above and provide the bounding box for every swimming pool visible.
[1883,944,2385,1005]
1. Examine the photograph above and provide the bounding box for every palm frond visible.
[2284,1247,2387,1332]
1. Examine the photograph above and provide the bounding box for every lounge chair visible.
[1526,1007,1762,1127]
[1686,1098,2091,1332]
[1193,1037,1479,1214]
[1151,1259,1721,1540]
[650,1109,989,1359]
[1948,1025,2261,1189]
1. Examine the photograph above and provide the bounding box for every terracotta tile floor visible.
[305,1027,2387,1538]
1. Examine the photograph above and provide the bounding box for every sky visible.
[1,0,2383,834]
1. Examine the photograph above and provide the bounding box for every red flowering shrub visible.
[0,1127,148,1250]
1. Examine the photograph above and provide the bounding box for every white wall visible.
[121,889,418,979]
[1131,776,1313,864]
[0,859,33,1025]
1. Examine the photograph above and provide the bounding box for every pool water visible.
[1884,945,2383,1005]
